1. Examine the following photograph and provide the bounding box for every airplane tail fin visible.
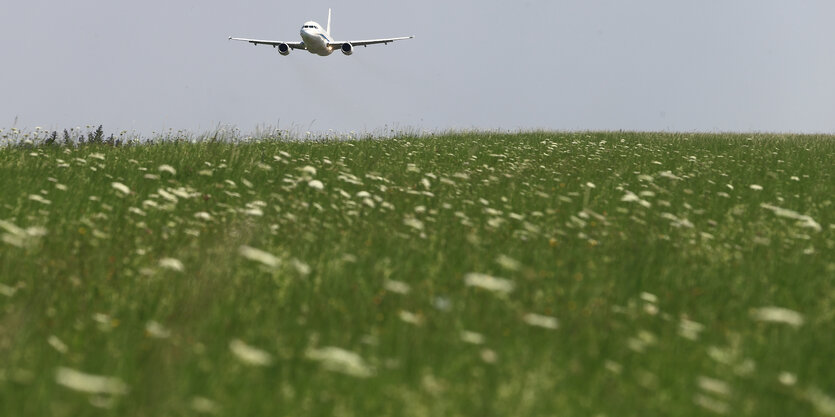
[326,8,332,34]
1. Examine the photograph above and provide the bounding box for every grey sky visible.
[3,0,835,135]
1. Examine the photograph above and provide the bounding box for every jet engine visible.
[341,43,354,56]
[277,43,291,56]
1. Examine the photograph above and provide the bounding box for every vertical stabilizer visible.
[326,8,332,35]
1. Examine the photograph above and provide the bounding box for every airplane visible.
[229,9,413,57]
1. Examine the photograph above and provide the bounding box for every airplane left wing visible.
[329,36,414,48]
[228,37,307,50]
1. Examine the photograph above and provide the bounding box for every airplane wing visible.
[228,37,307,50]
[329,36,414,48]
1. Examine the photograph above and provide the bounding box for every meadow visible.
[0,130,833,416]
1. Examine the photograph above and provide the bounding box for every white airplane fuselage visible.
[300,21,334,56]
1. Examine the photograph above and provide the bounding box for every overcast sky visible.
[3,0,835,135]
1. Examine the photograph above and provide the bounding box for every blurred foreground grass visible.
[0,132,833,416]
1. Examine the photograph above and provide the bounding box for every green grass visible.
[0,132,833,416]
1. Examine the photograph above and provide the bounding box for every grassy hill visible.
[1,132,833,416]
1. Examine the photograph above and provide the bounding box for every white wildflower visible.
[750,306,804,327]
[0,220,25,237]
[679,318,705,341]
[383,280,411,294]
[761,203,821,232]
[145,321,171,339]
[487,217,505,228]
[403,217,425,231]
[158,164,177,175]
[605,360,623,374]
[242,207,263,216]
[460,330,485,345]
[55,367,128,395]
[170,187,197,199]
[48,335,68,353]
[621,191,651,208]
[308,180,324,190]
[627,330,657,353]
[693,393,729,414]
[299,165,317,176]
[805,387,835,417]
[159,258,185,272]
[480,349,498,364]
[238,246,280,268]
[398,310,423,326]
[464,273,514,294]
[229,339,273,366]
[433,296,451,311]
[291,258,311,276]
[658,170,682,180]
[640,292,658,304]
[157,189,178,203]
[522,313,559,330]
[778,372,797,386]
[128,207,146,217]
[92,313,112,326]
[89,153,106,161]
[191,397,220,414]
[1,221,47,248]
[111,182,131,196]
[749,184,763,191]
[495,254,522,271]
[660,212,694,228]
[698,376,732,397]
[194,211,212,221]
[306,346,373,378]
[0,283,17,297]
[28,194,52,205]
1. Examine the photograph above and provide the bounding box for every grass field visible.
[0,131,833,416]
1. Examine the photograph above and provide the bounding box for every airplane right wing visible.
[228,37,307,50]
[332,36,414,47]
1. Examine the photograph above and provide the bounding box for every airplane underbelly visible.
[301,33,332,56]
